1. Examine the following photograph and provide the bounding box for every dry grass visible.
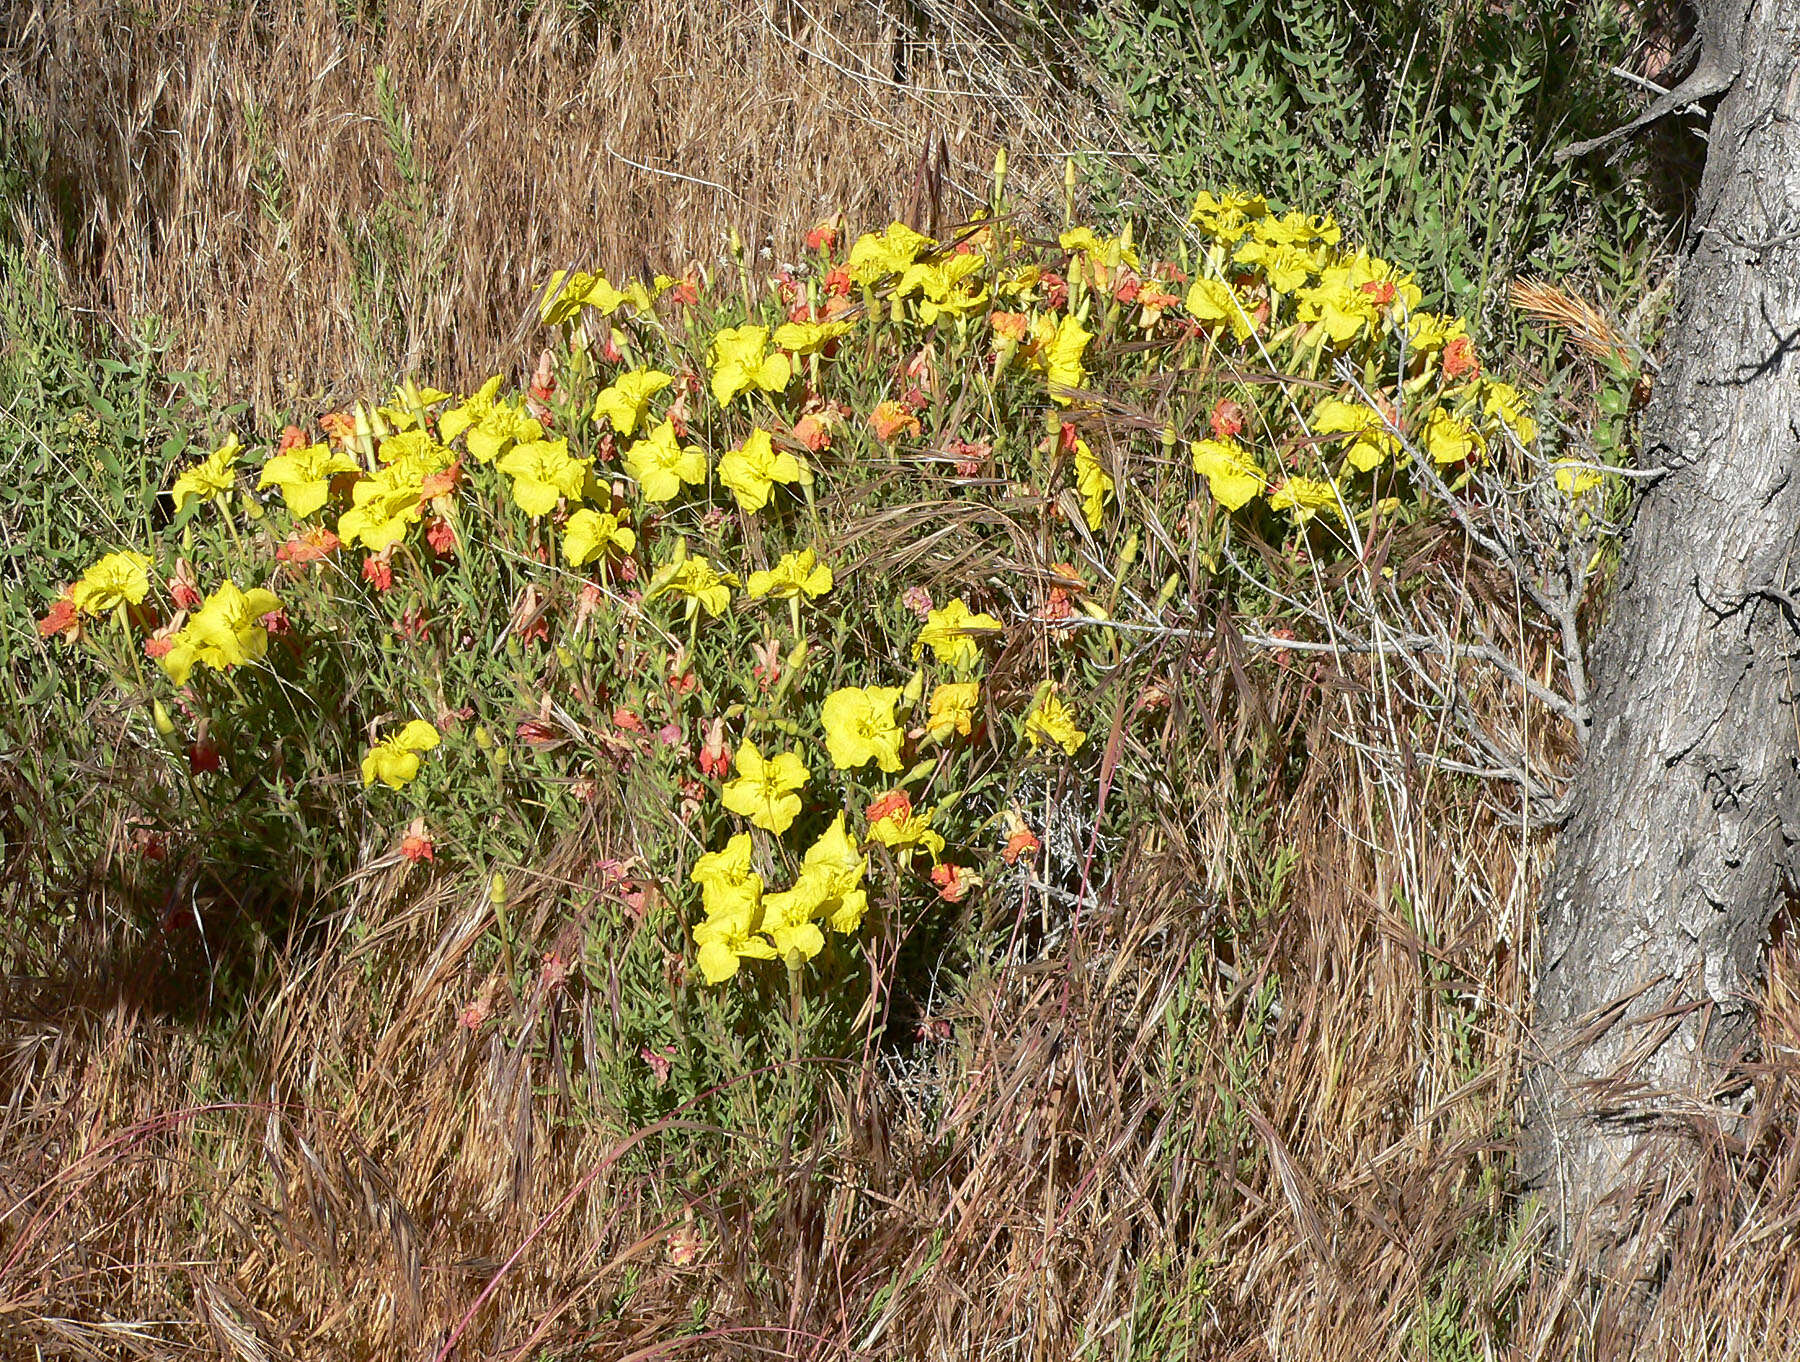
[11,627,1800,1357]
[2,0,1091,409]
[9,2,1800,1357]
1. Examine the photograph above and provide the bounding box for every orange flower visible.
[361,555,394,592]
[793,413,833,452]
[276,526,343,565]
[1208,398,1248,441]
[38,592,79,640]
[990,311,1030,342]
[869,400,921,443]
[400,818,434,863]
[1001,828,1041,865]
[1442,335,1480,380]
[866,789,913,824]
[931,862,974,902]
[320,411,356,447]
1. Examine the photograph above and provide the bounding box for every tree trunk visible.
[1525,0,1800,1259]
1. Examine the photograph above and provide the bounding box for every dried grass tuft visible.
[2,0,1092,409]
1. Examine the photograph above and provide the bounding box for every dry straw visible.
[2,0,1089,408]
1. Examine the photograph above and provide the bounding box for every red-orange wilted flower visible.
[869,400,921,443]
[806,218,841,252]
[320,411,356,447]
[990,311,1030,342]
[168,557,204,609]
[866,789,913,824]
[931,861,974,902]
[792,412,834,452]
[425,517,456,556]
[1361,279,1397,308]
[1002,826,1041,866]
[400,817,434,863]
[278,424,310,454]
[38,591,79,640]
[188,737,222,776]
[517,718,561,746]
[420,461,463,500]
[698,717,731,779]
[361,554,394,592]
[641,1043,676,1085]
[1209,398,1248,441]
[276,526,342,566]
[1442,335,1480,381]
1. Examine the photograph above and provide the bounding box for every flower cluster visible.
[39,186,1549,997]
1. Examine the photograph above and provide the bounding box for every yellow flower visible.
[1072,437,1114,530]
[820,685,905,772]
[376,378,451,431]
[1295,274,1376,347]
[690,833,775,983]
[755,879,827,964]
[337,463,427,551]
[591,369,672,437]
[467,404,544,466]
[902,253,990,323]
[1232,238,1322,294]
[1188,190,1268,242]
[376,429,452,470]
[360,719,441,790]
[160,578,282,684]
[1310,398,1398,473]
[1185,276,1255,342]
[796,813,869,933]
[1255,210,1342,249]
[1482,381,1538,445]
[1268,477,1343,523]
[1024,681,1086,755]
[438,376,505,443]
[772,319,854,354]
[1031,314,1092,404]
[645,543,738,617]
[867,797,946,864]
[496,437,591,517]
[926,681,980,742]
[1554,462,1605,497]
[1190,438,1265,511]
[70,551,152,617]
[623,418,708,502]
[718,428,808,512]
[540,269,632,324]
[847,221,934,284]
[691,832,764,912]
[564,508,636,567]
[709,325,792,406]
[258,442,359,517]
[915,598,1004,671]
[1423,406,1484,465]
[171,436,241,512]
[720,740,810,834]
[1059,226,1141,272]
[1403,312,1468,356]
[746,548,833,600]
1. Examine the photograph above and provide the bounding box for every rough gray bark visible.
[1525,0,1800,1253]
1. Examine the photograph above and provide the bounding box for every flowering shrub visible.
[38,182,1546,1005]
